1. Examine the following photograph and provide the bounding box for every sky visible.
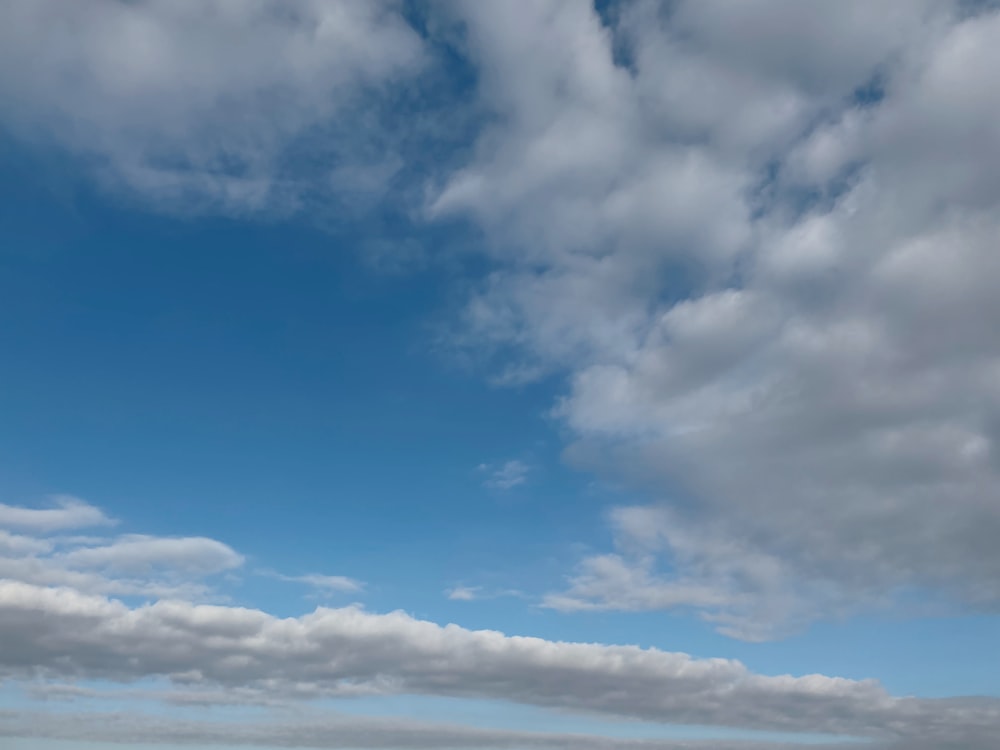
[1,1,1000,748]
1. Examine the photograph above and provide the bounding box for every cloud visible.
[480,460,530,490]
[446,585,523,602]
[1,2,997,746]
[63,535,244,576]
[268,572,365,595]
[0,499,241,600]
[2,580,1000,744]
[1,709,952,750]
[0,531,54,557]
[430,0,1000,638]
[446,585,481,601]
[0,496,114,532]
[0,0,425,215]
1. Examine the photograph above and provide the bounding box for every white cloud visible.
[0,531,53,557]
[446,585,481,601]
[0,0,425,215]
[1,579,999,745]
[446,585,524,602]
[480,460,530,490]
[3,709,960,750]
[0,4,998,745]
[0,496,114,532]
[268,572,364,594]
[431,0,1000,638]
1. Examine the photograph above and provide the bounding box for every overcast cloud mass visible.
[1,1,999,748]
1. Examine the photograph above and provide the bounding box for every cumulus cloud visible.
[1,0,999,744]
[430,0,1000,638]
[63,535,244,576]
[0,0,425,215]
[2,579,1000,745]
[446,584,524,602]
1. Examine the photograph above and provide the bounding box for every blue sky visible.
[2,2,1000,749]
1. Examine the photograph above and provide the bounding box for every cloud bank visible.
[1,576,1000,746]
[0,497,996,747]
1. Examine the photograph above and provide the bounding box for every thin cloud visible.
[447,585,524,602]
[0,0,426,216]
[0,500,238,601]
[446,585,482,601]
[480,460,530,490]
[0,496,115,533]
[266,571,365,595]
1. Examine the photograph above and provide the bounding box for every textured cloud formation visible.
[0,0,424,214]
[269,572,365,595]
[5,2,996,639]
[0,711,931,750]
[432,0,1000,639]
[2,577,1000,745]
[445,584,522,602]
[1,1,1000,747]
[480,459,531,490]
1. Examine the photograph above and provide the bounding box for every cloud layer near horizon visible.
[0,711,956,750]
[1,574,999,747]
[0,498,997,746]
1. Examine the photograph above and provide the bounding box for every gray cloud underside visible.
[1,581,999,745]
[0,498,364,607]
[0,710,911,750]
[0,707,996,750]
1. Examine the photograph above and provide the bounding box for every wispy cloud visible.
[266,571,365,595]
[1,577,999,745]
[433,0,1000,640]
[0,709,938,750]
[0,496,115,533]
[0,499,241,601]
[445,585,481,601]
[446,585,523,602]
[479,460,530,490]
[0,0,426,217]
